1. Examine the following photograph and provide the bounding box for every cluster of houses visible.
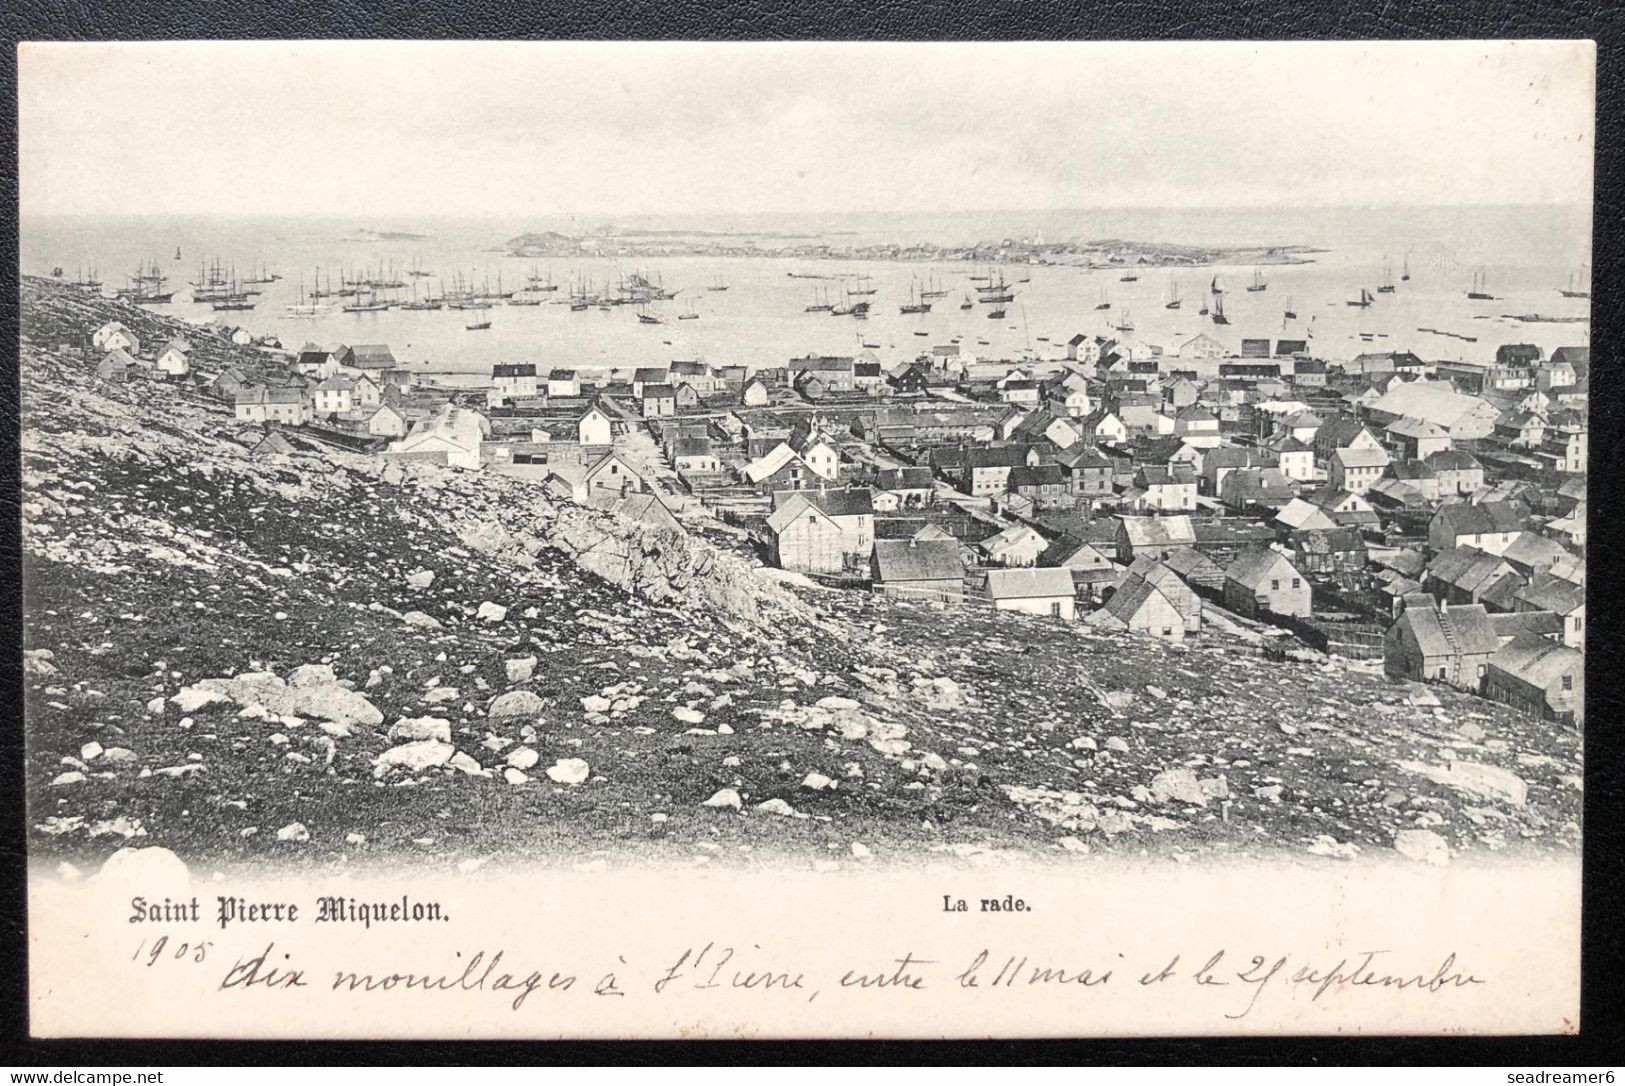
[81,312,1585,728]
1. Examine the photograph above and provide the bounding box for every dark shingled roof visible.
[872,539,964,583]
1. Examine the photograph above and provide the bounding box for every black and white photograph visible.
[16,39,1591,1039]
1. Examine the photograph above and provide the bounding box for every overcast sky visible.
[18,40,1594,218]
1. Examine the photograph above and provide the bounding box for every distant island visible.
[347,228,433,243]
[501,228,1319,268]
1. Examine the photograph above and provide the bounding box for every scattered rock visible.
[801,772,834,791]
[375,740,456,775]
[506,747,540,770]
[388,716,452,744]
[1393,829,1450,866]
[287,664,337,689]
[546,758,590,785]
[488,690,546,719]
[505,657,537,684]
[406,569,435,589]
[96,846,188,884]
[170,685,228,713]
[276,822,310,843]
[702,788,742,810]
[756,798,797,817]
[477,602,508,623]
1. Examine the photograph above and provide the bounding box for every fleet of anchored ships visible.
[56,248,1592,340]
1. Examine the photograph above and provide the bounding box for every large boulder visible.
[388,716,452,743]
[291,684,383,728]
[488,690,546,719]
[374,740,456,775]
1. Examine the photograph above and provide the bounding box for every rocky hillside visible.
[21,277,1581,872]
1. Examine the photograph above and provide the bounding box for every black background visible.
[0,0,1619,1067]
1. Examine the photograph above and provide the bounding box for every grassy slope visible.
[21,277,1581,871]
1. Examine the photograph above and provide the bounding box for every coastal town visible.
[70,275,1586,732]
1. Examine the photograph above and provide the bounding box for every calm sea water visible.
[20,206,1591,377]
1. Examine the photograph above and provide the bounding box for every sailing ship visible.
[1377,259,1396,293]
[126,260,175,304]
[1467,271,1494,300]
[526,264,558,291]
[1401,254,1411,282]
[1557,271,1590,299]
[1094,288,1111,311]
[1198,296,1209,316]
[1119,270,1138,282]
[1211,295,1229,325]
[398,277,444,310]
[1164,277,1181,310]
[1115,310,1135,333]
[210,267,255,311]
[920,273,948,299]
[847,275,877,297]
[242,263,281,285]
[408,256,434,279]
[1246,268,1267,293]
[899,280,932,315]
[284,273,323,318]
[507,294,543,306]
[465,319,491,331]
[678,298,700,320]
[707,274,730,292]
[637,302,663,325]
[1283,297,1297,321]
[174,246,182,261]
[1346,288,1374,308]
[74,265,103,291]
[977,271,1014,303]
[986,307,1006,320]
[1210,275,1224,294]
[850,300,871,319]
[959,294,974,310]
[805,286,835,313]
[342,289,392,313]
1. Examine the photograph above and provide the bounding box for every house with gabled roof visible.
[1423,449,1484,497]
[577,401,616,446]
[767,487,875,575]
[1384,598,1503,688]
[547,369,581,397]
[92,321,139,353]
[235,385,311,427]
[1513,574,1584,649]
[978,522,1049,568]
[1123,556,1202,633]
[1423,545,1522,609]
[1221,466,1296,512]
[1115,515,1196,564]
[1202,446,1277,496]
[366,403,409,438]
[983,567,1077,620]
[155,339,191,377]
[97,349,135,383]
[1223,545,1312,618]
[1483,632,1583,725]
[1428,500,1527,556]
[1056,444,1114,498]
[1329,445,1390,495]
[1314,416,1384,467]
[1085,572,1186,642]
[870,538,964,602]
[742,377,771,406]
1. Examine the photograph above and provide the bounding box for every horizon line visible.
[20,200,1594,221]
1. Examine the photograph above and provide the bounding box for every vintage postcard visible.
[19,39,1589,1038]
